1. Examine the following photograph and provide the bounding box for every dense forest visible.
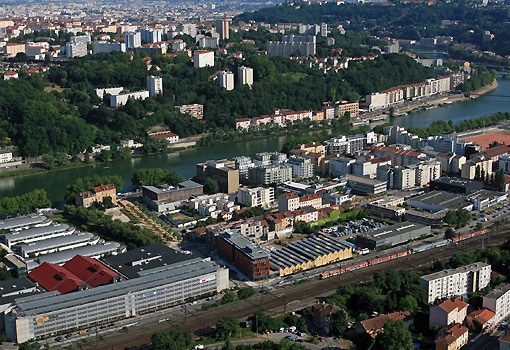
[235,2,510,56]
[0,49,433,158]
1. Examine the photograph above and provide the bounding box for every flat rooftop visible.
[360,221,428,241]
[406,191,472,212]
[26,242,124,271]
[421,262,490,281]
[102,244,193,279]
[13,258,222,316]
[0,278,43,305]
[484,283,510,300]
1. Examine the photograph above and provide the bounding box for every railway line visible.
[76,227,507,350]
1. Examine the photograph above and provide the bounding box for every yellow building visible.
[76,184,117,208]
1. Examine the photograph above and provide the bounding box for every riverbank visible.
[394,79,499,115]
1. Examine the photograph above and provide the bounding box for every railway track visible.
[76,227,508,350]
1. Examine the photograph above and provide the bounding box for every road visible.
[63,225,509,350]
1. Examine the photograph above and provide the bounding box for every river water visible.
[1,78,510,206]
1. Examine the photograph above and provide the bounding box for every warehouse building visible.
[0,215,48,231]
[17,232,99,258]
[25,241,125,271]
[355,222,430,250]
[430,177,483,195]
[1,224,75,248]
[270,235,353,277]
[5,250,229,343]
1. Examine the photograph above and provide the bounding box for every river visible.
[1,78,510,206]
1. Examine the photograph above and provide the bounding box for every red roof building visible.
[63,255,121,287]
[28,256,120,294]
[29,262,87,294]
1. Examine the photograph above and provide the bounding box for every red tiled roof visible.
[438,297,467,313]
[29,262,85,294]
[63,255,120,287]
[93,183,115,193]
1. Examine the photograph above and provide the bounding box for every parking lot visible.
[321,218,386,238]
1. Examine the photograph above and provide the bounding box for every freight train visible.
[319,229,488,279]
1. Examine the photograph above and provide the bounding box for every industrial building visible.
[0,215,48,231]
[405,190,473,213]
[270,235,353,277]
[355,222,430,250]
[25,241,125,271]
[5,247,229,343]
[346,174,387,195]
[141,180,204,212]
[17,231,99,258]
[1,223,75,248]
[430,177,483,195]
[216,230,271,281]
[420,262,491,303]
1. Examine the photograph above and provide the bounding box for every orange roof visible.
[438,297,468,313]
[468,309,495,325]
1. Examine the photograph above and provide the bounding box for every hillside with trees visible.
[0,47,435,159]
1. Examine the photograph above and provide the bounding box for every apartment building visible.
[248,165,292,186]
[110,91,150,108]
[238,66,254,87]
[218,70,234,90]
[420,262,491,303]
[175,104,204,119]
[267,35,316,57]
[483,283,510,326]
[237,186,274,208]
[286,156,315,179]
[429,297,468,329]
[147,76,163,97]
[0,150,13,163]
[194,50,214,68]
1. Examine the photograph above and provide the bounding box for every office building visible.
[216,230,270,281]
[218,70,234,91]
[147,76,163,97]
[346,174,387,196]
[5,251,229,343]
[420,262,491,303]
[196,160,240,194]
[238,66,254,87]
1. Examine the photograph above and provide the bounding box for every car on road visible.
[55,337,63,342]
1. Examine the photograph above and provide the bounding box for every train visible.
[319,229,489,279]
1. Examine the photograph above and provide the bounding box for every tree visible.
[237,286,256,300]
[220,291,237,305]
[216,315,240,341]
[151,329,192,350]
[374,319,413,350]
[398,295,418,314]
[445,227,456,239]
[203,177,219,194]
[330,311,349,336]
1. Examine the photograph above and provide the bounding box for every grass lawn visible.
[281,72,308,83]
[311,209,362,228]
[168,212,197,223]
